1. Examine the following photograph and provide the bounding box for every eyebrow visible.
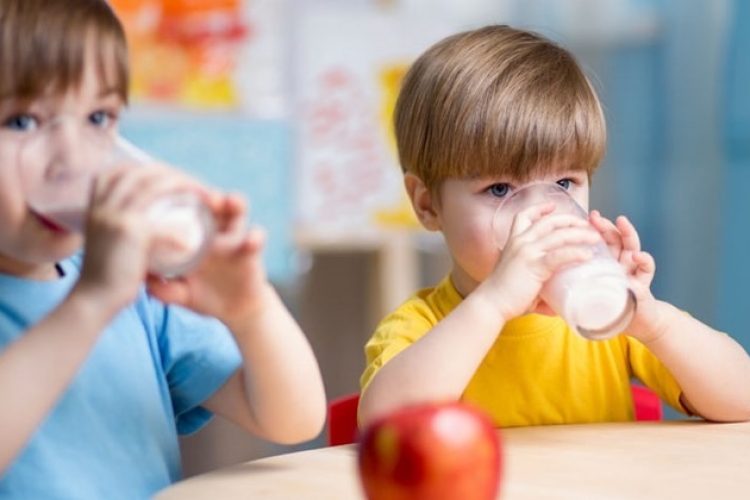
[98,87,122,99]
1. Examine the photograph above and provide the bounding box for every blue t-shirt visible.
[0,256,242,499]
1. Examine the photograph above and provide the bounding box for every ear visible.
[404,173,441,231]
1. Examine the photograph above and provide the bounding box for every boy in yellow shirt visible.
[359,25,750,427]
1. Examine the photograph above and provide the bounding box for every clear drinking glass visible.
[492,183,637,340]
[19,116,214,278]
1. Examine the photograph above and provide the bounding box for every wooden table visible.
[156,421,750,499]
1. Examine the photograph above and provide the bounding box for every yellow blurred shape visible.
[374,62,420,229]
[181,73,238,108]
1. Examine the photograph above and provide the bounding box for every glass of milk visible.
[19,116,214,278]
[492,183,636,340]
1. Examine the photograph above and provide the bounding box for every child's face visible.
[0,53,124,278]
[435,169,590,297]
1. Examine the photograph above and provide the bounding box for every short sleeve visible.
[150,299,242,435]
[626,336,690,415]
[360,305,435,393]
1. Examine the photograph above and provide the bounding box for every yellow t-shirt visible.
[361,276,687,427]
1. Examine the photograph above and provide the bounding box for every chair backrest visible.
[631,383,663,421]
[327,384,663,446]
[328,392,361,446]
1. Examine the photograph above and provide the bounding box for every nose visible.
[18,115,104,207]
[515,183,559,206]
[42,116,88,182]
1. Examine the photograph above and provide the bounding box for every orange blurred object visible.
[161,0,242,16]
[108,0,161,38]
[111,0,250,109]
[109,0,158,11]
[159,0,249,45]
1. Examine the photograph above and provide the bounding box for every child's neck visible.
[0,259,63,280]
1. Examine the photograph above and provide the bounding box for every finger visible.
[509,201,556,236]
[615,215,641,252]
[521,212,593,242]
[543,246,594,271]
[589,210,622,247]
[632,251,655,284]
[214,194,248,233]
[198,186,232,216]
[245,226,266,252]
[534,225,602,252]
[207,198,250,253]
[211,225,265,258]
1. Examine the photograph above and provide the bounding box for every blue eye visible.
[557,179,572,190]
[3,114,38,132]
[489,183,510,198]
[88,110,116,129]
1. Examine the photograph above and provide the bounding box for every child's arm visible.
[634,301,750,420]
[146,195,326,444]
[358,205,602,425]
[0,164,196,472]
[203,279,326,444]
[590,211,750,421]
[0,288,124,473]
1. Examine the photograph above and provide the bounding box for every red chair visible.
[328,392,362,446]
[631,383,663,422]
[328,384,663,446]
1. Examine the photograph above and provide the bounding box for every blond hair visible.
[0,0,128,103]
[394,25,606,192]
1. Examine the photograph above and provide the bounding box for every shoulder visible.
[405,275,462,319]
[371,276,460,343]
[360,277,462,391]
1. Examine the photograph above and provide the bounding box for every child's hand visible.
[145,193,271,327]
[589,211,655,286]
[76,163,207,311]
[588,210,663,340]
[481,203,601,321]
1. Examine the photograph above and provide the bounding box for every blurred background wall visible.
[109,0,747,476]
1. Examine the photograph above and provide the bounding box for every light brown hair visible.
[0,0,129,103]
[394,25,606,192]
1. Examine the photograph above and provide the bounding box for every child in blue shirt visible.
[0,1,326,498]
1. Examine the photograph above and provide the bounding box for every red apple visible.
[357,401,502,500]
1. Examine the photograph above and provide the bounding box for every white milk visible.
[541,252,636,340]
[146,195,210,277]
[37,204,87,232]
[33,193,211,278]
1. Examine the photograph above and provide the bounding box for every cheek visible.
[570,187,590,212]
[0,162,23,211]
[442,214,498,271]
[491,215,514,250]
[442,210,491,247]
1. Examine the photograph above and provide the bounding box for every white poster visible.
[293,5,462,239]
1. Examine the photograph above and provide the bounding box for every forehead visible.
[19,57,124,114]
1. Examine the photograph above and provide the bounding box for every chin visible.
[32,238,83,264]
